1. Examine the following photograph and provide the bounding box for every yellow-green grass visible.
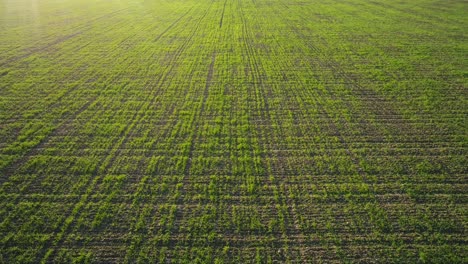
[0,0,466,262]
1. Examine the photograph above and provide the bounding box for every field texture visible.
[1,0,467,263]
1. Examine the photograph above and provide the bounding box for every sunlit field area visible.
[0,0,466,262]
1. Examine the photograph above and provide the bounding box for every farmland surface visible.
[0,0,467,263]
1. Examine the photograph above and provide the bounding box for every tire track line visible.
[0,8,131,68]
[0,97,97,184]
[121,3,215,259]
[219,0,228,28]
[183,52,216,180]
[37,4,203,260]
[154,7,194,43]
[237,0,306,261]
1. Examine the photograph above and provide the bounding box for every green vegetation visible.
[0,0,467,262]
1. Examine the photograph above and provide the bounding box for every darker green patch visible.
[0,70,8,77]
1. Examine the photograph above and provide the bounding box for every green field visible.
[0,0,467,262]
